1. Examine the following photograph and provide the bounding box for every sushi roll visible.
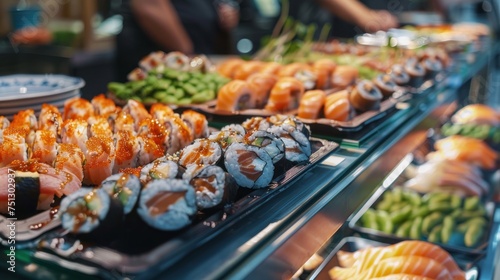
[221,124,246,135]
[349,80,383,112]
[101,173,141,214]
[189,54,214,73]
[216,80,257,112]
[0,131,29,168]
[267,115,311,140]
[137,136,164,166]
[390,64,410,86]
[233,61,264,80]
[216,58,244,79]
[331,65,359,89]
[164,51,190,71]
[83,136,116,186]
[181,110,209,139]
[160,114,194,155]
[61,119,89,154]
[421,57,443,80]
[38,104,62,136]
[123,99,151,131]
[297,90,327,119]
[91,94,117,117]
[63,98,95,121]
[208,130,244,151]
[183,165,238,210]
[60,188,124,237]
[372,74,398,98]
[323,90,352,122]
[404,60,426,88]
[140,158,181,185]
[127,68,147,81]
[88,116,113,138]
[265,77,305,112]
[312,58,336,90]
[113,130,141,173]
[139,51,166,72]
[150,103,174,121]
[267,117,312,163]
[31,130,58,165]
[0,116,10,130]
[54,143,85,182]
[246,73,278,109]
[137,118,169,150]
[137,179,196,231]
[11,109,38,131]
[109,110,136,134]
[242,117,271,132]
[178,139,223,167]
[260,62,282,76]
[224,142,275,189]
[245,130,285,165]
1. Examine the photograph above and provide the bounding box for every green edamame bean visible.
[457,217,488,233]
[422,212,444,235]
[360,209,377,229]
[392,188,403,203]
[161,95,178,104]
[473,124,490,139]
[192,93,209,103]
[174,88,185,99]
[176,98,192,105]
[428,192,451,205]
[390,205,412,225]
[428,225,442,243]
[376,211,394,234]
[428,202,453,213]
[403,191,422,206]
[163,69,180,79]
[182,84,198,96]
[410,205,430,219]
[389,202,408,212]
[449,209,462,219]
[395,221,413,238]
[154,91,168,100]
[376,200,392,211]
[441,216,455,244]
[143,97,157,104]
[450,194,462,209]
[465,224,484,247]
[456,208,486,222]
[409,216,423,240]
[177,73,189,82]
[464,196,480,211]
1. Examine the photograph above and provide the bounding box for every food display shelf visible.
[1,43,498,280]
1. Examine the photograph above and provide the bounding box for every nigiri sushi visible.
[451,104,499,126]
[233,61,264,80]
[324,90,352,121]
[313,59,336,89]
[246,73,278,109]
[331,65,359,89]
[217,58,245,79]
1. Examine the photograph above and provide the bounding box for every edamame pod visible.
[465,224,484,247]
[441,216,455,244]
[390,205,412,225]
[422,212,444,235]
[361,209,378,230]
[464,196,480,211]
[450,194,462,209]
[428,225,442,243]
[395,221,412,238]
[410,205,430,219]
[409,216,423,239]
[376,211,394,234]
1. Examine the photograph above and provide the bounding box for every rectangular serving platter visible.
[0,137,339,277]
[307,236,481,280]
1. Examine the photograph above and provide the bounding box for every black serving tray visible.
[308,236,481,280]
[2,137,338,277]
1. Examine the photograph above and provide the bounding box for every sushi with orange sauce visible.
[246,73,278,108]
[324,90,352,122]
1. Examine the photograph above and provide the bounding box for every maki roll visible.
[245,130,285,165]
[60,188,124,237]
[268,115,311,140]
[137,179,196,231]
[390,64,410,86]
[183,165,238,210]
[140,158,181,184]
[349,80,383,112]
[404,60,426,88]
[421,57,443,80]
[267,118,312,164]
[373,74,398,98]
[101,173,141,214]
[178,139,223,167]
[242,117,271,132]
[113,130,141,174]
[181,110,209,139]
[208,130,244,151]
[297,90,327,119]
[224,143,274,189]
[161,114,194,155]
[216,80,257,111]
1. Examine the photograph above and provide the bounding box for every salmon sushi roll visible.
[138,179,197,231]
[38,104,62,136]
[217,58,245,79]
[127,68,147,81]
[260,62,282,76]
[123,99,151,131]
[216,80,257,112]
[11,109,38,131]
[83,136,116,186]
[137,118,169,150]
[61,119,89,154]
[246,73,278,108]
[109,110,136,134]
[181,110,209,139]
[265,77,305,112]
[101,173,141,214]
[31,130,58,165]
[164,51,191,71]
[161,113,194,155]
[88,116,113,138]
[331,65,359,89]
[140,157,181,185]
[150,103,174,122]
[139,51,166,71]
[298,90,327,119]
[113,130,141,174]
[313,59,336,89]
[0,116,9,130]
[91,94,117,117]
[233,61,264,80]
[137,136,164,166]
[279,63,317,90]
[0,132,29,168]
[324,90,352,121]
[178,139,223,167]
[349,80,383,112]
[54,143,85,182]
[242,116,271,132]
[63,97,95,120]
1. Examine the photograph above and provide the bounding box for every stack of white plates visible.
[0,74,85,120]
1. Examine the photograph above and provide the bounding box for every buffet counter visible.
[0,40,498,280]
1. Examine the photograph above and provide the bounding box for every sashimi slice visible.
[329,256,453,280]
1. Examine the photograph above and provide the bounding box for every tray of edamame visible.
[348,185,493,256]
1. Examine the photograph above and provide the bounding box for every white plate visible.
[0,74,85,102]
[0,89,79,108]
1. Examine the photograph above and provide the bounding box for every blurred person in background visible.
[115,0,239,81]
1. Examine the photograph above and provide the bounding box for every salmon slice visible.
[265,77,304,112]
[297,90,327,119]
[323,90,351,121]
[216,80,256,111]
